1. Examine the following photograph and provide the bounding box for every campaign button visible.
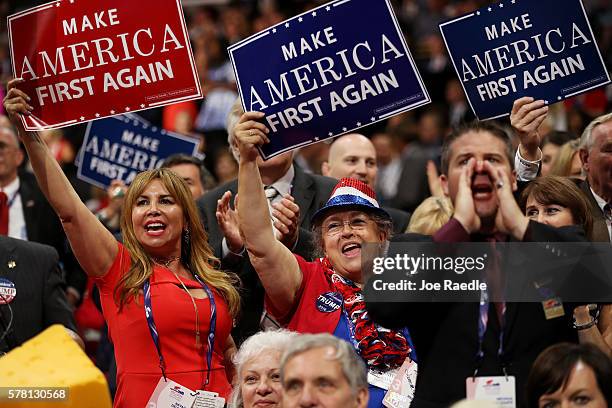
[0,278,16,304]
[316,292,343,313]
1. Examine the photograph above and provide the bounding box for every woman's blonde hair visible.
[116,168,240,317]
[407,196,453,235]
[548,139,581,178]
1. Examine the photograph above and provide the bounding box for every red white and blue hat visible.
[312,178,391,225]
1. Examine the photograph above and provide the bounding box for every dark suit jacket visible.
[196,165,337,343]
[385,206,411,234]
[0,236,76,353]
[365,220,587,408]
[18,172,87,299]
[578,179,610,242]
[391,147,431,213]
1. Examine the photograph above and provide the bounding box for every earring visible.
[183,228,191,245]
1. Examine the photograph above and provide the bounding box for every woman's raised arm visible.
[235,112,301,315]
[3,78,117,277]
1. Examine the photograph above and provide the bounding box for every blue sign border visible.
[439,0,611,120]
[76,116,200,189]
[228,0,430,159]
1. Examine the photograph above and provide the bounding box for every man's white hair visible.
[579,112,612,151]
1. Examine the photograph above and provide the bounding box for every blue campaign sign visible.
[440,0,610,121]
[228,0,430,159]
[77,116,200,189]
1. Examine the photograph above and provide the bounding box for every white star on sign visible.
[140,104,145,108]
[476,11,480,15]
[125,107,130,111]
[272,28,277,33]
[371,117,376,121]
[298,17,303,22]
[314,137,320,141]
[499,3,504,7]
[285,22,290,28]
[79,116,85,120]
[95,113,100,118]
[488,7,492,11]
[326,6,331,11]
[312,11,317,16]
[55,2,60,6]
[511,0,515,3]
[342,127,347,132]
[110,110,115,114]
[328,132,333,137]
[356,122,361,126]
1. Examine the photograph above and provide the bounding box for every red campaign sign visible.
[8,0,202,131]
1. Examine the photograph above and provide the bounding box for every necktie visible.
[264,185,280,202]
[264,186,280,236]
[0,192,8,236]
[604,204,612,241]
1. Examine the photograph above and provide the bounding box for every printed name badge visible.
[193,390,225,408]
[382,358,418,408]
[542,297,565,320]
[466,376,516,408]
[146,378,197,408]
[0,278,16,304]
[316,292,343,313]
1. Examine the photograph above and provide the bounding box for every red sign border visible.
[7,0,203,131]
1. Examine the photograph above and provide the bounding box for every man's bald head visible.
[322,134,377,186]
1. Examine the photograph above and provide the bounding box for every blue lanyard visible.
[143,273,217,387]
[475,289,506,377]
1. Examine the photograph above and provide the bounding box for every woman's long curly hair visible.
[114,168,240,317]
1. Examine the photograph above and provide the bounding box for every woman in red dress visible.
[3,79,241,408]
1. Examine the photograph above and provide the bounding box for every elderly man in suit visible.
[196,101,336,343]
[0,235,78,354]
[0,124,86,305]
[511,98,612,242]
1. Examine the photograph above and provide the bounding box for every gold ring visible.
[249,130,254,136]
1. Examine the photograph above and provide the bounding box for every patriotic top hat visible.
[312,178,391,225]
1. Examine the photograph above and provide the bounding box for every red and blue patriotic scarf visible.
[320,257,410,370]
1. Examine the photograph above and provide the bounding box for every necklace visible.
[172,270,202,349]
[152,255,180,269]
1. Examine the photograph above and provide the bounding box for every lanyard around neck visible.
[143,272,217,387]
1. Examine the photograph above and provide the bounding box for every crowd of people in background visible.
[0,0,612,408]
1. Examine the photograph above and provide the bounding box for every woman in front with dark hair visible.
[526,342,611,408]
[520,176,611,357]
[519,176,593,238]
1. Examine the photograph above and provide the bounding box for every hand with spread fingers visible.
[510,97,548,161]
[452,158,481,234]
[272,194,301,248]
[234,111,270,162]
[487,162,529,240]
[216,191,243,253]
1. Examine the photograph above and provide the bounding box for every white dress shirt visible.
[1,177,27,240]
